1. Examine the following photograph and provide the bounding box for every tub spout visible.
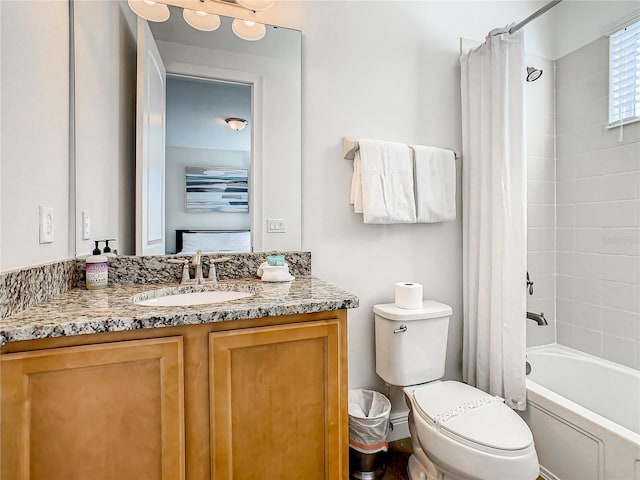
[527,311,548,326]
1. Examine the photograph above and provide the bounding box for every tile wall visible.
[526,53,557,347]
[555,37,640,369]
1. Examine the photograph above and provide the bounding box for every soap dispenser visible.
[86,241,108,290]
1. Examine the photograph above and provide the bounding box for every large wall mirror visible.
[73,1,301,257]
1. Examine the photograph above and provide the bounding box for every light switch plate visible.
[39,206,54,243]
[82,211,91,240]
[267,219,286,233]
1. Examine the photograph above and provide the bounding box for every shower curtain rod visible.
[508,0,563,34]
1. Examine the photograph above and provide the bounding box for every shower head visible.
[526,66,543,82]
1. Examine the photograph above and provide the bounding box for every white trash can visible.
[348,389,391,480]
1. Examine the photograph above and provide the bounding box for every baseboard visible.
[387,411,410,442]
[539,466,559,480]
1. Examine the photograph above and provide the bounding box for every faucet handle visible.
[207,256,231,281]
[168,258,191,284]
[167,258,188,264]
[526,271,534,295]
[211,256,232,264]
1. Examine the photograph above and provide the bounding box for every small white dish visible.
[257,262,294,282]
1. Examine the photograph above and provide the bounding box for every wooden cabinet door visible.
[1,337,185,480]
[209,319,347,480]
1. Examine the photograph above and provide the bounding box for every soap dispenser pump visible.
[92,241,101,255]
[103,239,116,257]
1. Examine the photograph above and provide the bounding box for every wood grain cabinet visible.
[0,311,348,480]
[210,320,344,480]
[1,337,185,480]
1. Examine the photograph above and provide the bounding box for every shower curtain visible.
[460,27,527,410]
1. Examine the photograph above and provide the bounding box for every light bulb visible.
[183,9,221,31]
[127,0,170,22]
[231,18,266,41]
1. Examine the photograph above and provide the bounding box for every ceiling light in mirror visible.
[127,0,170,22]
[183,9,221,31]
[226,118,248,131]
[231,18,266,41]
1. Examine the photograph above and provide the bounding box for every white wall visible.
[0,0,70,271]
[548,1,640,60]
[74,1,137,257]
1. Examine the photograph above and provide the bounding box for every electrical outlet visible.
[267,219,287,233]
[39,206,54,243]
[82,212,91,240]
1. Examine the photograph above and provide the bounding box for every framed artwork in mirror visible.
[185,166,248,213]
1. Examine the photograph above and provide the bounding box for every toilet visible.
[374,301,539,480]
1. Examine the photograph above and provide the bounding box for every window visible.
[609,18,640,126]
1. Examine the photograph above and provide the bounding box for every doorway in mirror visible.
[165,76,252,255]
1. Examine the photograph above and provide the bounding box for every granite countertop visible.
[0,276,359,345]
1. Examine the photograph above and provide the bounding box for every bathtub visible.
[521,344,640,480]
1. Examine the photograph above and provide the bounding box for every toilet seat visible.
[411,381,534,455]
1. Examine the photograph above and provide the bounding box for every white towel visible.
[358,139,417,224]
[412,145,456,223]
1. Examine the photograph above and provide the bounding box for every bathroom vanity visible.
[0,276,358,480]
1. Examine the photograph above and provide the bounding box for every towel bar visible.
[343,137,460,160]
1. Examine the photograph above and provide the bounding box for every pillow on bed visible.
[179,231,251,254]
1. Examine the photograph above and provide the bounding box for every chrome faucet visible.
[169,252,231,285]
[192,250,204,284]
[526,311,548,326]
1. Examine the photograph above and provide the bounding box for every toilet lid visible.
[373,301,452,321]
[412,381,533,452]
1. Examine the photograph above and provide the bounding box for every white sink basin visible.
[135,290,253,307]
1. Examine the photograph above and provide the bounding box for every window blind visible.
[609,19,640,126]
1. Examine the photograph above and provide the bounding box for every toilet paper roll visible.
[395,282,423,309]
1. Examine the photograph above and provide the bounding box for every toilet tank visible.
[374,301,452,386]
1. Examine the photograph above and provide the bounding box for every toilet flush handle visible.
[394,324,407,334]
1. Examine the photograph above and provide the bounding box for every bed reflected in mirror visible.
[175,230,251,255]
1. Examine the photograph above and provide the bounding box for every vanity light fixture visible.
[128,0,271,41]
[127,0,170,22]
[225,118,248,131]
[182,9,221,32]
